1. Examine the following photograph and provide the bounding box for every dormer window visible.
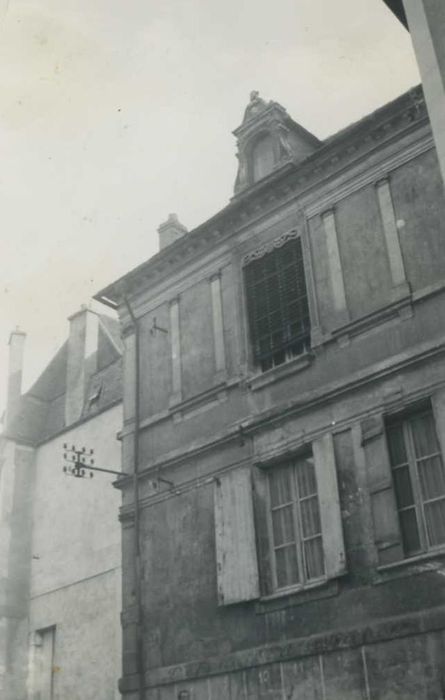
[251,133,276,182]
[233,91,321,196]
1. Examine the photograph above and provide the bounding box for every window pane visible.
[418,456,445,501]
[269,468,292,507]
[275,545,299,588]
[424,499,445,547]
[272,506,295,547]
[300,497,322,538]
[387,425,407,467]
[399,508,422,556]
[244,238,310,370]
[410,412,440,458]
[296,457,317,497]
[304,537,325,580]
[392,465,415,509]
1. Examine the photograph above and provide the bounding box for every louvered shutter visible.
[244,237,310,367]
[361,415,403,565]
[312,433,347,578]
[214,467,260,605]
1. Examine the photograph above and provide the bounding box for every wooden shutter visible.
[432,389,445,458]
[312,433,347,578]
[214,466,260,605]
[361,415,403,565]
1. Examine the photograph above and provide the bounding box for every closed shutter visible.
[312,433,347,578]
[432,389,445,458]
[214,467,260,605]
[361,415,403,565]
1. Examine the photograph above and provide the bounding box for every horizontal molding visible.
[304,132,433,218]
[328,293,412,344]
[248,353,313,391]
[140,602,445,689]
[117,340,445,502]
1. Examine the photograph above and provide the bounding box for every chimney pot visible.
[158,213,188,250]
[6,328,26,429]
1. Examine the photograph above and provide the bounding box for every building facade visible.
[97,86,445,699]
[0,306,123,700]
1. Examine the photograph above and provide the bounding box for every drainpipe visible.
[123,295,144,700]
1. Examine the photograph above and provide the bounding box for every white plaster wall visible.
[29,569,121,700]
[30,404,122,596]
[29,403,122,699]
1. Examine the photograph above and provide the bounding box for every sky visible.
[0,0,420,413]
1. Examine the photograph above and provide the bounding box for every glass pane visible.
[304,537,325,580]
[387,425,407,467]
[296,457,317,497]
[425,499,445,547]
[300,497,322,538]
[275,545,299,588]
[392,465,415,509]
[272,506,295,547]
[418,456,445,501]
[399,508,422,556]
[269,468,292,507]
[411,412,440,458]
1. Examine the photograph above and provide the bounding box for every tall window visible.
[251,133,276,182]
[244,236,311,372]
[268,454,324,590]
[386,407,445,557]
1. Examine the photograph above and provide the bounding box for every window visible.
[386,407,445,557]
[244,235,311,372]
[214,434,345,604]
[251,133,276,182]
[268,454,324,590]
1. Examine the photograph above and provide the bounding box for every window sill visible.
[247,352,314,392]
[255,577,339,614]
[377,547,445,574]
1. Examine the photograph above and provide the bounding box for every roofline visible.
[95,85,424,306]
[382,0,408,29]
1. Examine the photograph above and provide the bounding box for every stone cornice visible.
[95,86,427,307]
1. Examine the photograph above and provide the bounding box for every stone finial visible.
[158,213,188,250]
[242,90,268,123]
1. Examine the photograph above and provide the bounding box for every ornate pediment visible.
[233,92,321,195]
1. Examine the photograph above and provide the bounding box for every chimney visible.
[65,305,99,426]
[6,327,26,429]
[157,213,188,250]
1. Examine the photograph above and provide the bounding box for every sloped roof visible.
[5,313,123,446]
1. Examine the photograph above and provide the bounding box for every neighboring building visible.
[96,85,445,699]
[0,306,123,700]
[382,0,445,186]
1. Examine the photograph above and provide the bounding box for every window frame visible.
[242,230,313,374]
[265,454,326,595]
[386,404,445,559]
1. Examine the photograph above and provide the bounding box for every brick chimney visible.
[6,327,26,429]
[158,213,188,250]
[65,305,99,426]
